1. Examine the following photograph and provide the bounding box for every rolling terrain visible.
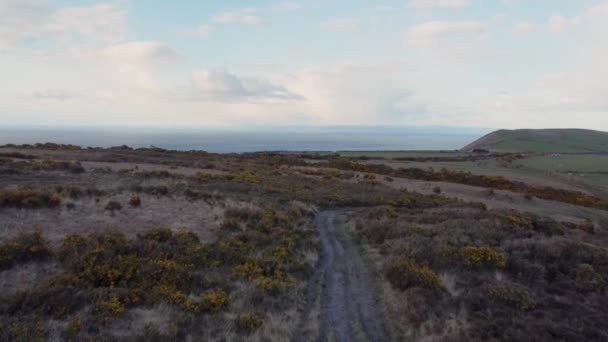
[462,128,608,153]
[0,142,607,341]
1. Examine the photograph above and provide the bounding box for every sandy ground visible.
[0,194,229,245]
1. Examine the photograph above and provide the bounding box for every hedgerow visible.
[319,159,608,210]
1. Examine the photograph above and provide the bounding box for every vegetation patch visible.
[0,232,51,271]
[0,188,62,209]
[386,258,443,290]
[320,159,608,210]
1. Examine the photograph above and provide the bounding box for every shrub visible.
[94,295,126,320]
[220,218,240,230]
[235,312,263,334]
[386,258,443,290]
[105,201,122,211]
[487,284,536,311]
[56,185,82,199]
[67,315,82,333]
[129,195,141,207]
[576,220,595,234]
[462,246,507,269]
[574,263,606,292]
[0,188,62,209]
[0,232,51,270]
[134,185,169,196]
[364,173,377,180]
[185,189,221,202]
[200,288,228,310]
[384,206,398,219]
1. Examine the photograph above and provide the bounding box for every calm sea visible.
[0,126,489,153]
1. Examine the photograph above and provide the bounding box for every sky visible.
[1,0,607,130]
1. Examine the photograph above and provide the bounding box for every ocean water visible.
[0,126,489,153]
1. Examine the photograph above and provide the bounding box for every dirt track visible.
[297,210,391,342]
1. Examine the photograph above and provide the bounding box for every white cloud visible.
[180,69,303,103]
[275,2,302,11]
[284,63,428,124]
[195,25,212,37]
[102,41,180,65]
[0,2,126,48]
[320,18,358,32]
[409,0,472,9]
[211,11,261,25]
[513,21,534,35]
[407,21,487,47]
[548,15,580,32]
[0,0,49,47]
[32,89,77,101]
[48,4,126,44]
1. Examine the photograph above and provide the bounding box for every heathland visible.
[0,140,606,341]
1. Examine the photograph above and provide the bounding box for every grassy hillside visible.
[463,129,608,153]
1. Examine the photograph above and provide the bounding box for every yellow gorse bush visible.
[461,246,507,268]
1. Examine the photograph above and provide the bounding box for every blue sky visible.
[1,0,607,130]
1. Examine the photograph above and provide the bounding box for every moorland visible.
[0,128,607,341]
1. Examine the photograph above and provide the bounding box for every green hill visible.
[463,129,608,153]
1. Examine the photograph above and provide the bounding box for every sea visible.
[0,126,490,153]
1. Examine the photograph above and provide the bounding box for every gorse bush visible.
[129,195,141,207]
[386,258,443,290]
[0,202,315,339]
[573,263,606,292]
[486,284,536,311]
[105,201,122,211]
[132,185,169,196]
[461,246,507,268]
[0,188,62,208]
[0,159,85,173]
[235,312,263,334]
[0,232,51,271]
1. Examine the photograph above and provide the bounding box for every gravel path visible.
[297,210,391,342]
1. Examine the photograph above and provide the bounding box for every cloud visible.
[407,21,487,47]
[32,89,77,101]
[275,2,302,11]
[285,63,428,124]
[211,11,262,25]
[180,68,303,103]
[548,15,580,32]
[409,0,472,9]
[48,4,126,44]
[0,2,126,48]
[320,18,358,32]
[195,25,212,37]
[513,21,534,35]
[0,0,50,47]
[102,41,180,65]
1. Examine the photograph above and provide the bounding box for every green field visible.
[371,153,608,194]
[514,154,608,187]
[336,150,465,158]
[463,129,608,153]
